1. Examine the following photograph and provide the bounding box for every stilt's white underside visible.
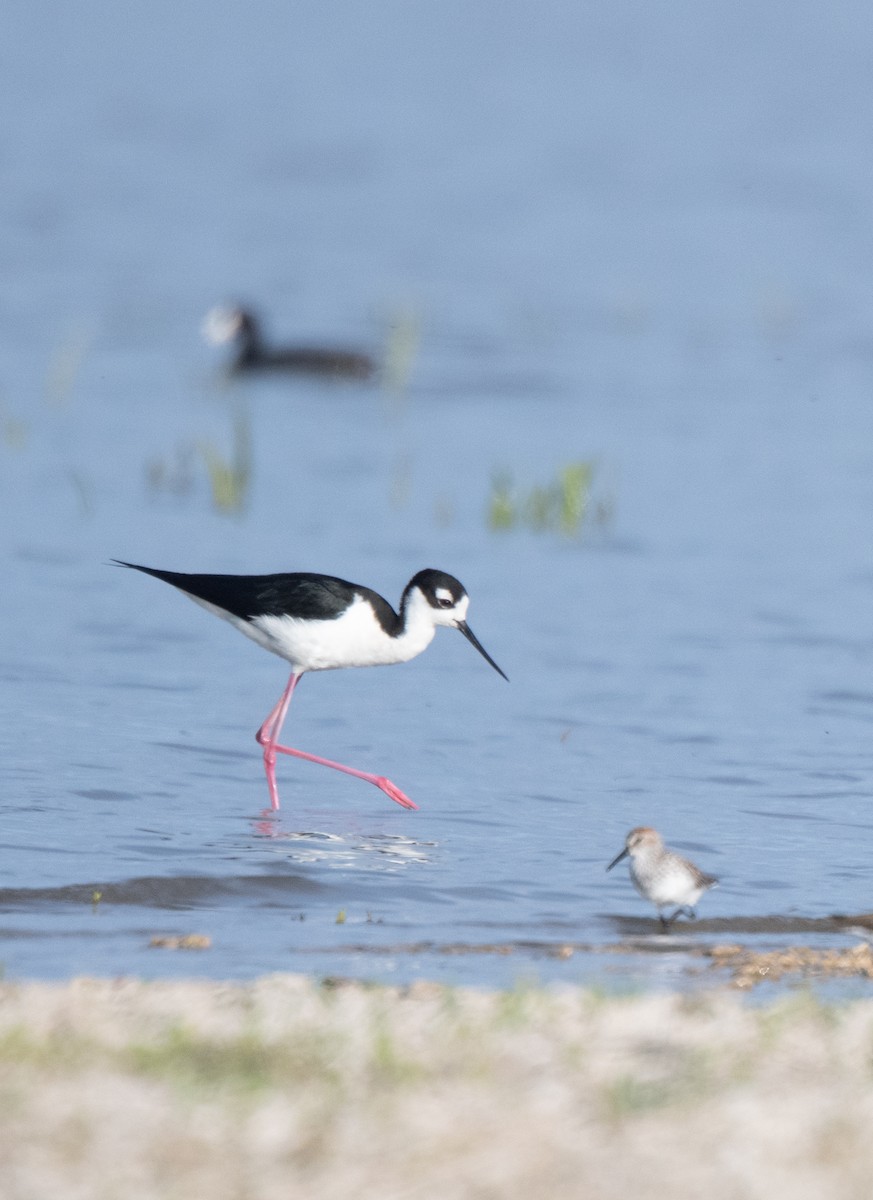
[188,590,443,672]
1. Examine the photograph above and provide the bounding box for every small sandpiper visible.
[606,826,718,930]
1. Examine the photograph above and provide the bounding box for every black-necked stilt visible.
[116,562,507,811]
[202,306,376,380]
[606,827,718,930]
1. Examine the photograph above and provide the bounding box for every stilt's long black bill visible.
[606,847,629,872]
[456,620,508,681]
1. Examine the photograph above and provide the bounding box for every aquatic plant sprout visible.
[487,459,611,537]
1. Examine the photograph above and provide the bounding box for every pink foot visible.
[372,776,419,811]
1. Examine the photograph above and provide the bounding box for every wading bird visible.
[117,562,507,811]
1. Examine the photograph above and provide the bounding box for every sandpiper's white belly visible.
[631,860,704,909]
[194,594,436,671]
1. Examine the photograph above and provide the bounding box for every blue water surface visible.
[2,1,873,990]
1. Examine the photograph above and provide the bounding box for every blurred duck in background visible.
[202,305,376,381]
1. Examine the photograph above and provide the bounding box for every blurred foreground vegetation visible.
[0,975,869,1200]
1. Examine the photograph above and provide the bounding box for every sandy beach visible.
[2,973,873,1200]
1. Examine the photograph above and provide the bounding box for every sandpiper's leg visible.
[256,671,418,811]
[663,907,690,928]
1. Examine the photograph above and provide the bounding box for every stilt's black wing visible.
[114,561,399,630]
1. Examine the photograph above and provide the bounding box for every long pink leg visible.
[255,671,418,811]
[255,672,300,809]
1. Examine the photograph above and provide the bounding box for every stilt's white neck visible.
[391,585,447,662]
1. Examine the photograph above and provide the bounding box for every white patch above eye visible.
[434,587,453,604]
[201,306,241,345]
